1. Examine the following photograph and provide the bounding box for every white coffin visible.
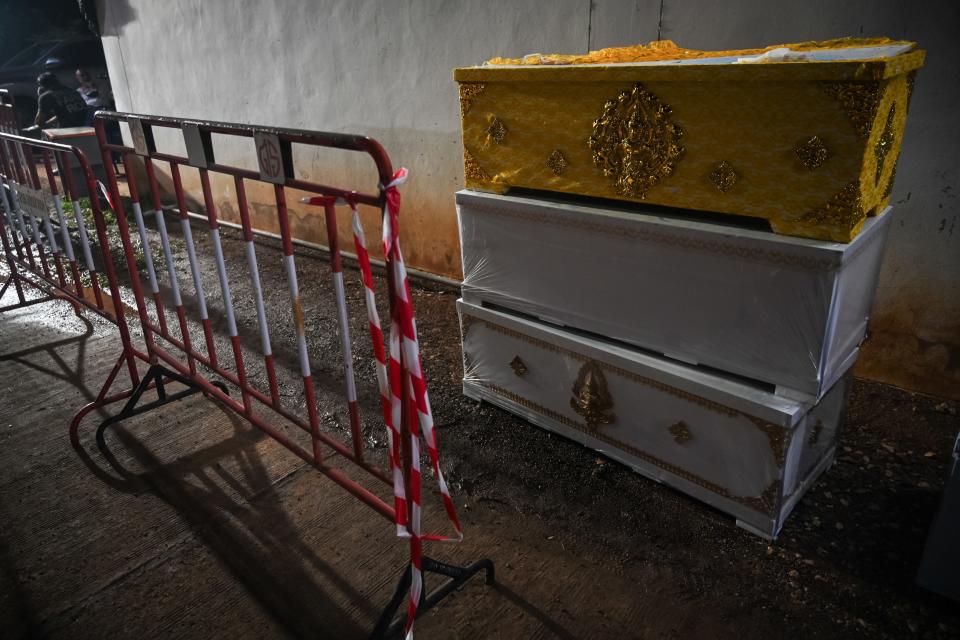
[459,300,847,539]
[457,190,891,400]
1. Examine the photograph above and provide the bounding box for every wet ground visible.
[1,211,959,639]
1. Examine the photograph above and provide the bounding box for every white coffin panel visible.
[459,300,846,539]
[457,190,890,400]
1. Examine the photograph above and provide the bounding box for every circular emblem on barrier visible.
[589,83,684,200]
[257,136,282,178]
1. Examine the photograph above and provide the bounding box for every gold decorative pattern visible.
[708,161,738,193]
[749,418,788,467]
[482,382,782,516]
[906,70,917,105]
[547,149,568,176]
[799,181,865,233]
[821,81,883,139]
[570,361,615,430]
[467,200,840,272]
[469,317,741,419]
[509,355,528,377]
[741,481,782,515]
[669,420,693,445]
[486,116,507,144]
[463,149,492,183]
[809,419,824,445]
[874,103,896,184]
[589,83,684,199]
[458,83,485,116]
[795,135,829,170]
[882,162,898,199]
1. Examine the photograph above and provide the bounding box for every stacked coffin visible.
[453,39,923,539]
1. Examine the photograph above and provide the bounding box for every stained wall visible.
[96,0,960,398]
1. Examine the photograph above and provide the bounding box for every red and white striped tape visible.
[306,168,462,638]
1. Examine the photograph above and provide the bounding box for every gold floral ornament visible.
[800,181,865,233]
[795,135,829,170]
[547,149,568,176]
[589,83,684,199]
[874,103,896,184]
[458,83,485,115]
[669,421,693,445]
[708,161,738,193]
[821,81,882,140]
[486,116,507,144]
[570,360,615,430]
[509,355,528,377]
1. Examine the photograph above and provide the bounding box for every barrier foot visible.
[370,556,495,639]
[71,363,229,447]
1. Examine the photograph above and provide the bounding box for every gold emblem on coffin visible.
[570,360,615,430]
[669,420,693,445]
[486,116,507,144]
[547,149,568,176]
[589,83,684,199]
[510,355,528,377]
[795,135,829,170]
[708,161,738,193]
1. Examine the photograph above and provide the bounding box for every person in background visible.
[34,72,87,129]
[75,68,109,108]
[75,68,110,126]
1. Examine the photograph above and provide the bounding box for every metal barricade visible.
[84,111,492,638]
[0,130,144,404]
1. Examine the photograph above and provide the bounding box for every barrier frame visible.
[83,111,492,638]
[0,130,146,411]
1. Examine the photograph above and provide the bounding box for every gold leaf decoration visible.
[458,83,485,116]
[795,135,829,170]
[821,81,883,140]
[800,182,865,233]
[874,103,896,185]
[509,355,528,377]
[708,160,738,193]
[486,116,507,143]
[589,83,684,199]
[570,360,615,430]
[547,149,568,176]
[669,420,693,445]
[463,148,492,183]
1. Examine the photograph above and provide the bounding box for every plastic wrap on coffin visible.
[457,190,890,400]
[458,299,847,539]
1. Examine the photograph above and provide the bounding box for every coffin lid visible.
[460,300,830,429]
[454,50,924,83]
[455,189,891,271]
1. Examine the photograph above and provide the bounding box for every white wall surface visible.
[96,0,959,398]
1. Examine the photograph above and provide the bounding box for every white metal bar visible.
[244,241,272,356]
[210,228,238,337]
[131,202,160,294]
[180,217,209,320]
[154,209,182,307]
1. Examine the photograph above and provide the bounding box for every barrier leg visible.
[70,362,229,448]
[370,557,495,639]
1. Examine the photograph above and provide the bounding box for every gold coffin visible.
[455,42,924,242]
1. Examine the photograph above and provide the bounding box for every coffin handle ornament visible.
[589,83,684,199]
[570,360,615,430]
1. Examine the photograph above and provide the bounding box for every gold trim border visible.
[463,313,788,515]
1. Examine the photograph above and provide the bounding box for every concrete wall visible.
[97,0,960,399]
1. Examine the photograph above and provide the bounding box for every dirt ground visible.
[1,213,959,639]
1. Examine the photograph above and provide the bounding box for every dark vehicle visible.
[0,37,112,129]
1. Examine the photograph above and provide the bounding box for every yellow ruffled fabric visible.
[486,37,913,66]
